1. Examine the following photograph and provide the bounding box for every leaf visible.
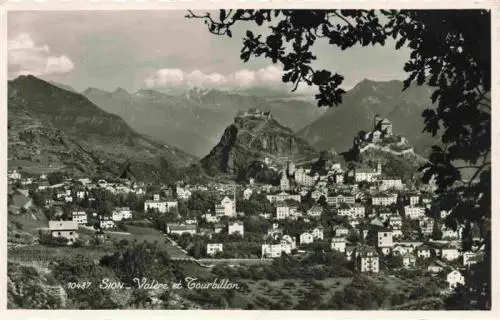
[395,37,406,49]
[312,70,332,85]
[227,29,232,38]
[246,30,254,39]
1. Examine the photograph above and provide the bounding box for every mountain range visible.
[82,79,441,159]
[82,87,326,157]
[8,75,196,182]
[10,76,442,184]
[297,79,439,156]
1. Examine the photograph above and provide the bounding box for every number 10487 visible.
[67,281,92,289]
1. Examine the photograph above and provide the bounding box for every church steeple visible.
[374,114,381,131]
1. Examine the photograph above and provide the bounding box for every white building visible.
[334,226,349,237]
[377,230,393,255]
[378,178,404,191]
[262,242,292,258]
[417,245,432,259]
[144,200,168,213]
[295,168,318,186]
[281,235,297,250]
[203,213,219,223]
[402,253,417,268]
[354,162,382,183]
[99,217,115,230]
[338,203,365,219]
[166,201,178,211]
[326,193,356,206]
[206,243,223,256]
[276,204,290,220]
[352,203,366,218]
[176,186,192,200]
[392,245,412,256]
[228,221,244,236]
[331,237,347,253]
[266,192,301,203]
[311,227,324,240]
[372,194,397,206]
[243,188,253,200]
[76,191,86,199]
[71,212,87,225]
[409,194,420,206]
[447,270,465,291]
[419,217,435,235]
[311,190,325,201]
[299,232,314,244]
[112,207,132,221]
[440,210,451,219]
[441,246,460,261]
[391,228,403,239]
[357,247,380,273]
[442,226,461,240]
[215,196,236,217]
[307,206,323,218]
[389,215,403,228]
[8,170,21,180]
[404,205,426,220]
[168,224,197,236]
[463,251,482,267]
[48,220,79,244]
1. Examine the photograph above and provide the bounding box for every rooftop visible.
[168,224,197,231]
[48,220,78,231]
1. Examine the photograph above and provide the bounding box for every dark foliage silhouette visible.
[187,9,491,309]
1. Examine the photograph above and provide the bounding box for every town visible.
[7,116,485,302]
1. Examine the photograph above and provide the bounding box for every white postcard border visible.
[0,1,498,319]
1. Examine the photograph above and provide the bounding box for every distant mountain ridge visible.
[83,86,325,157]
[297,79,439,156]
[8,75,196,181]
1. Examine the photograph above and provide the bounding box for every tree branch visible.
[332,11,355,28]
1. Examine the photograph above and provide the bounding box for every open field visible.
[9,211,48,236]
[8,159,65,174]
[8,245,108,264]
[107,225,190,259]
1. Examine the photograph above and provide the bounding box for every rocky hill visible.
[340,116,429,184]
[8,75,196,181]
[83,87,325,157]
[201,110,317,178]
[297,79,440,156]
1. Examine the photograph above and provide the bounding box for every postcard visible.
[1,0,498,317]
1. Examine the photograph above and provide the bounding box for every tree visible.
[47,171,65,185]
[431,221,443,240]
[187,9,491,309]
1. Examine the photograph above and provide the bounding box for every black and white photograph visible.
[4,1,496,312]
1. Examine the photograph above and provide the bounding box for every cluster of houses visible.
[8,141,481,294]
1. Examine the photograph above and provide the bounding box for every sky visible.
[7,10,411,94]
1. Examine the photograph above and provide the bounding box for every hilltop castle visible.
[235,108,272,120]
[362,114,394,143]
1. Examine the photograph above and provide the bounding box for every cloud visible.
[144,65,287,90]
[8,33,74,78]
